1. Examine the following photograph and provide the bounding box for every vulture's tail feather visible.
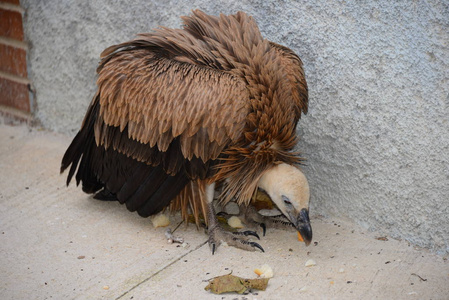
[61,99,103,194]
[100,145,190,217]
[138,171,190,217]
[93,188,118,201]
[61,96,192,217]
[123,164,168,211]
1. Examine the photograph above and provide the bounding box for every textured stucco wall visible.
[22,0,449,254]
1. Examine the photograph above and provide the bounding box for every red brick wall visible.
[0,1,31,117]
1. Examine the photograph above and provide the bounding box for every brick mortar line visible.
[0,36,28,50]
[0,2,25,14]
[0,70,30,85]
[0,104,32,120]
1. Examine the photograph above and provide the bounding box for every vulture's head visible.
[258,163,312,245]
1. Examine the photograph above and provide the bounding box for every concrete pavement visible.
[0,123,447,299]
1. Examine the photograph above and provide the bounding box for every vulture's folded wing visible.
[61,45,251,217]
[94,47,251,167]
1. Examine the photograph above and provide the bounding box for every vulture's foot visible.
[207,205,264,254]
[240,205,294,236]
[217,210,266,236]
[207,223,264,254]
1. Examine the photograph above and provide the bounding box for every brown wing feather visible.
[269,41,309,122]
[96,47,250,164]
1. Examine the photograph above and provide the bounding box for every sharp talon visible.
[251,242,265,253]
[212,243,216,255]
[234,230,260,240]
[216,212,228,217]
[246,230,260,240]
[260,223,266,236]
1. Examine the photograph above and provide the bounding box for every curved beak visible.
[294,208,312,246]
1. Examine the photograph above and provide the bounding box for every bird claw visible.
[240,205,293,233]
[208,225,264,254]
[250,241,265,253]
[210,240,264,254]
[215,210,264,238]
[211,242,216,255]
[216,211,229,217]
[228,236,265,253]
[208,204,265,254]
[269,215,294,227]
[232,230,260,240]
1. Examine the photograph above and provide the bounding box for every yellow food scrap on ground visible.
[305,259,317,267]
[151,213,170,228]
[254,264,274,278]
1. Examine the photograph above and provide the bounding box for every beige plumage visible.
[61,10,311,253]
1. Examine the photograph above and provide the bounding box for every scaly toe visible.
[232,230,260,240]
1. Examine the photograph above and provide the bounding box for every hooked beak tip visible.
[296,208,313,246]
[298,224,313,246]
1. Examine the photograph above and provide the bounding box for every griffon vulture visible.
[61,10,311,253]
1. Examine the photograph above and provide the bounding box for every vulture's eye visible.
[282,195,292,206]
